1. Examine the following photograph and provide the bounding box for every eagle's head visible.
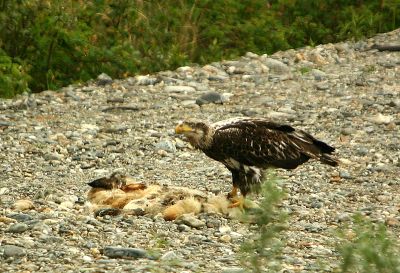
[175,120,213,149]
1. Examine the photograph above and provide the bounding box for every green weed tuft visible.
[240,172,288,273]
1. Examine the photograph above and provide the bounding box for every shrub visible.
[240,172,288,273]
[0,0,398,97]
[337,214,400,273]
[0,49,31,98]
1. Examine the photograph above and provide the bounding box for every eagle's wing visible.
[210,118,337,169]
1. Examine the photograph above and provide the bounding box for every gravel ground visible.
[1,29,399,273]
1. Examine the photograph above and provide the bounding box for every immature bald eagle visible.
[175,117,339,208]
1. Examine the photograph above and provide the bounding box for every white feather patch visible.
[212,117,253,129]
[224,158,241,169]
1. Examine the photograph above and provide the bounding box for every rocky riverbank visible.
[1,29,399,272]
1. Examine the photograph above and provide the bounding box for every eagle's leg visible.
[227,186,238,199]
[227,170,240,199]
[228,169,253,210]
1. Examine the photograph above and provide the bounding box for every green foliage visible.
[337,214,400,273]
[240,172,288,273]
[0,49,31,98]
[299,66,312,74]
[0,0,398,97]
[239,176,400,273]
[275,0,399,46]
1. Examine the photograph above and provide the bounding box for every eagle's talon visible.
[228,196,245,211]
[227,192,236,199]
[227,186,238,199]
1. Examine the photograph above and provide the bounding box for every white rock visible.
[59,201,74,210]
[14,199,34,211]
[176,66,193,73]
[245,52,259,58]
[80,124,99,131]
[266,111,293,119]
[0,187,9,195]
[160,250,179,261]
[219,234,232,243]
[164,86,196,93]
[369,113,393,124]
[230,231,243,239]
[219,226,232,234]
[82,255,92,262]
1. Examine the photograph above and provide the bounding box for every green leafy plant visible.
[0,0,398,98]
[337,214,400,273]
[0,50,31,98]
[240,172,288,273]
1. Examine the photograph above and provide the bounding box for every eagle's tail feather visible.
[320,153,339,167]
[313,139,335,154]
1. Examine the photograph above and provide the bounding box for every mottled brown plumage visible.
[175,117,339,199]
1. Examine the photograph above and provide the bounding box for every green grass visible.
[0,0,399,98]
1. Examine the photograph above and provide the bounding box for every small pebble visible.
[0,245,27,258]
[7,223,29,233]
[14,199,34,211]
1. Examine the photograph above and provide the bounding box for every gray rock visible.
[43,152,63,161]
[176,214,206,228]
[64,89,81,101]
[7,213,33,222]
[339,171,352,179]
[177,224,191,232]
[101,125,129,133]
[0,121,14,127]
[262,57,290,74]
[340,128,355,135]
[389,99,400,107]
[160,250,179,261]
[304,223,325,233]
[196,92,228,105]
[315,82,330,90]
[356,147,369,156]
[208,75,228,81]
[103,246,154,259]
[206,218,221,228]
[97,73,113,85]
[7,223,29,233]
[311,69,327,80]
[335,212,351,223]
[0,245,26,258]
[155,139,176,153]
[135,75,158,85]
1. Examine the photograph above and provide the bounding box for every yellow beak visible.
[175,123,193,134]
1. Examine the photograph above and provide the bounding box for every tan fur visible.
[163,204,186,221]
[163,198,202,220]
[87,175,258,221]
[203,195,231,214]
